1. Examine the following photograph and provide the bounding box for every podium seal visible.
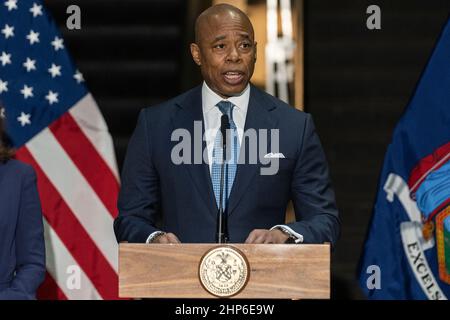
[198,246,250,297]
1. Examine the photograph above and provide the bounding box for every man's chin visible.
[219,84,249,97]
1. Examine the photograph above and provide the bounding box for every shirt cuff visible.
[270,225,304,243]
[146,231,166,244]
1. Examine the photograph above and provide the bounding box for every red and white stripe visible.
[15,94,121,300]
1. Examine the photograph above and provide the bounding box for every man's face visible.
[191,12,257,98]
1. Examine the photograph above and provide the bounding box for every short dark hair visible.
[0,104,14,163]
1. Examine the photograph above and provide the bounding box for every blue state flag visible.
[358,18,450,299]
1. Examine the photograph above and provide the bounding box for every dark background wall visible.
[45,0,189,168]
[44,0,450,298]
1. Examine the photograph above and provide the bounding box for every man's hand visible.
[152,232,181,244]
[245,229,289,244]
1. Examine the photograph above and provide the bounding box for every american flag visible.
[0,0,120,299]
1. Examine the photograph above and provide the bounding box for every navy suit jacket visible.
[0,160,45,300]
[114,85,340,245]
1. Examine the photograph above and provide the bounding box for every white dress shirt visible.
[202,81,249,172]
[146,82,303,243]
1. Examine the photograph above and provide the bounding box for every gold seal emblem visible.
[198,246,250,297]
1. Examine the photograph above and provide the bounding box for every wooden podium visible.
[119,243,330,299]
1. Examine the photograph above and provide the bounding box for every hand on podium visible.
[245,229,289,244]
[152,232,181,244]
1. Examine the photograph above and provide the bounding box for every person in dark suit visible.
[114,4,340,246]
[0,118,46,300]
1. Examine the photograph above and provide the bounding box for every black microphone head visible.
[220,114,230,137]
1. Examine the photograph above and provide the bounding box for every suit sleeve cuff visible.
[270,225,304,243]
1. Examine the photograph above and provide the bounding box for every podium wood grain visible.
[119,243,330,299]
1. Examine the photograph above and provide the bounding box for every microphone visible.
[216,114,230,243]
[220,114,230,148]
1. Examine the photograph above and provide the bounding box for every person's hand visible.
[245,229,289,244]
[152,232,181,244]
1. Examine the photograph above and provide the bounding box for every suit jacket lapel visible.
[227,85,278,216]
[171,86,218,218]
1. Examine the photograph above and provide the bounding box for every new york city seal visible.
[198,246,249,297]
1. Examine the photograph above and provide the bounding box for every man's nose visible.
[226,46,241,63]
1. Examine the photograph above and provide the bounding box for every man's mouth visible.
[223,71,245,85]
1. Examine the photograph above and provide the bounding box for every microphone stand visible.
[216,114,229,243]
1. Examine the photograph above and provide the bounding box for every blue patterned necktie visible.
[211,101,240,211]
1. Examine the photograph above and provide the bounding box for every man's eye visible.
[241,42,251,48]
[214,44,225,49]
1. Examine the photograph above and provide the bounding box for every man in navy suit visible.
[114,4,340,246]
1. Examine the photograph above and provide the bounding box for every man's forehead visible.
[199,4,250,24]
[199,16,254,41]
[212,32,251,41]
[195,5,254,43]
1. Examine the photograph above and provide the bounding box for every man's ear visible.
[254,41,258,62]
[190,43,202,66]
